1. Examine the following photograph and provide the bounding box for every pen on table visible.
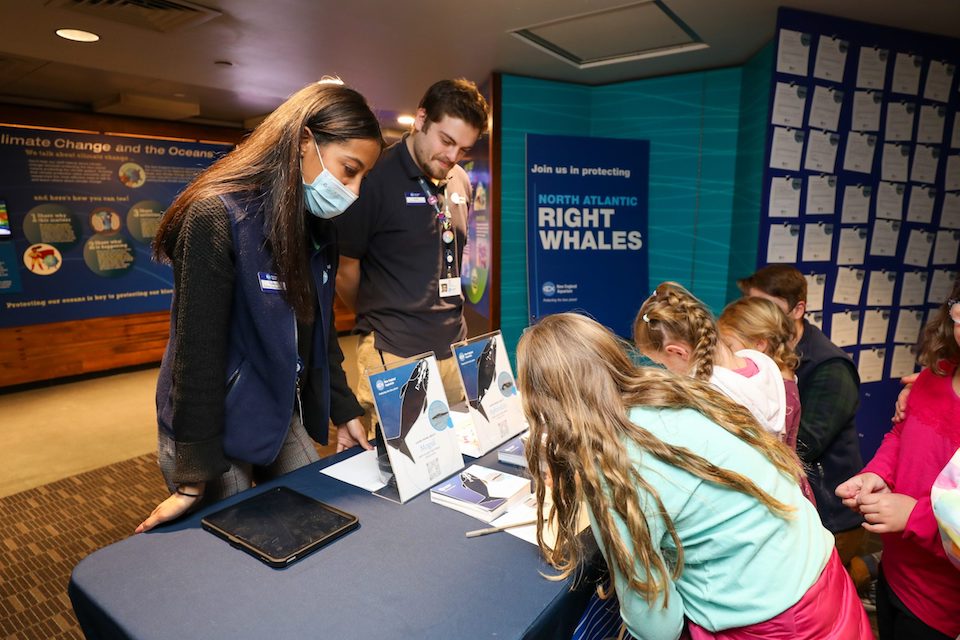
[465,519,538,538]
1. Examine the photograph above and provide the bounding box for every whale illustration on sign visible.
[470,339,497,421]
[391,359,429,462]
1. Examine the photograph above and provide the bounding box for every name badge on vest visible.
[439,277,462,298]
[405,192,427,205]
[258,272,285,293]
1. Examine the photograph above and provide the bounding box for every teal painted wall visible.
[498,53,771,356]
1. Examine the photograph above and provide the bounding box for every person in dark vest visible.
[137,79,381,533]
[737,265,865,575]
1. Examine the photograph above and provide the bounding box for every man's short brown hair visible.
[418,78,489,133]
[737,264,807,310]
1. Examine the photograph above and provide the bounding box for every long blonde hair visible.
[517,313,801,607]
[634,281,719,379]
[718,297,799,374]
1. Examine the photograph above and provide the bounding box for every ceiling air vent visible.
[44,0,221,33]
[512,0,707,69]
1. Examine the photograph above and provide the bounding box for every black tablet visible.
[201,486,359,568]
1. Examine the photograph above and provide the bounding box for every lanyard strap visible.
[415,176,458,278]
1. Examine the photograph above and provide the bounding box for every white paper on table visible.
[805,175,836,214]
[320,449,387,492]
[884,101,916,141]
[953,117,960,149]
[899,271,928,306]
[907,185,937,224]
[910,145,940,185]
[881,143,910,182]
[814,35,848,82]
[802,222,834,262]
[933,230,960,266]
[894,309,923,344]
[945,155,960,191]
[851,91,882,131]
[875,181,904,220]
[891,52,922,95]
[767,223,800,263]
[771,82,808,127]
[924,60,955,103]
[917,105,946,144]
[929,269,959,303]
[831,310,860,347]
[808,85,843,131]
[808,312,824,331]
[890,345,918,379]
[833,267,865,305]
[841,184,871,223]
[941,192,960,229]
[865,270,897,306]
[837,227,867,265]
[904,229,935,267]
[843,132,877,174]
[804,273,827,311]
[770,127,805,171]
[856,46,888,89]
[870,219,901,257]
[804,129,839,173]
[860,310,891,345]
[777,29,811,76]
[858,348,886,383]
[768,176,802,217]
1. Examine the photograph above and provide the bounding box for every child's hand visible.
[891,373,918,423]
[858,492,917,534]
[835,472,889,511]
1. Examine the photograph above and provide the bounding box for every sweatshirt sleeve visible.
[327,313,363,425]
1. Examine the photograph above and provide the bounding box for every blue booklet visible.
[430,464,531,523]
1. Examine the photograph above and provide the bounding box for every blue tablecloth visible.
[69,447,598,639]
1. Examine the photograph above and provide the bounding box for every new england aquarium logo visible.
[542,281,556,297]
[375,378,385,392]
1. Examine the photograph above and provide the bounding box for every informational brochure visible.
[891,52,922,95]
[884,101,916,141]
[831,310,860,347]
[804,129,839,173]
[768,176,802,217]
[910,145,940,185]
[804,273,827,311]
[808,85,844,131]
[856,46,888,90]
[881,143,909,182]
[843,132,877,174]
[841,185,871,223]
[833,267,865,305]
[802,222,833,262]
[429,464,530,523]
[893,309,924,344]
[929,269,958,304]
[814,35,848,82]
[770,127,805,171]
[941,193,960,229]
[320,449,386,493]
[805,174,836,214]
[933,230,960,266]
[875,181,904,220]
[767,223,800,262]
[451,331,527,458]
[861,310,891,345]
[865,270,897,306]
[945,155,960,191]
[858,348,886,383]
[777,29,812,76]
[771,82,808,127]
[869,219,901,257]
[899,271,928,306]
[923,60,955,103]
[917,105,946,144]
[851,91,882,132]
[903,229,934,267]
[367,353,465,503]
[906,185,936,224]
[837,227,867,265]
[890,345,919,379]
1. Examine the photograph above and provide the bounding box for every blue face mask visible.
[302,140,358,219]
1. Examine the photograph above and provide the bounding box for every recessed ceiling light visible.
[397,115,415,126]
[56,28,100,43]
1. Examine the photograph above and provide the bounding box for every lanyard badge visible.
[416,177,461,297]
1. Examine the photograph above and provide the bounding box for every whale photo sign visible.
[366,353,464,503]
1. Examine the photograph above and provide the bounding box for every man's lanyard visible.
[416,176,458,279]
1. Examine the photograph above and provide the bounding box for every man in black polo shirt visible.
[334,79,489,430]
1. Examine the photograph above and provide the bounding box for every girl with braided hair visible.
[518,313,871,639]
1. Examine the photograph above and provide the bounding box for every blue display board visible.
[0,125,229,328]
[525,133,649,338]
[760,8,960,458]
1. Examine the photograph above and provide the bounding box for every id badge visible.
[258,272,285,293]
[438,277,462,298]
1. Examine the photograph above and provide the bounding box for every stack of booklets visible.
[430,465,531,523]
[496,434,527,468]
